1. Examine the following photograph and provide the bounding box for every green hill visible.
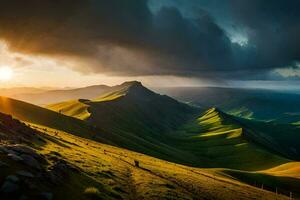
[47,82,293,171]
[0,95,200,166]
[0,96,96,139]
[0,82,299,199]
[0,112,289,200]
[49,81,197,134]
[236,118,300,160]
[167,108,289,170]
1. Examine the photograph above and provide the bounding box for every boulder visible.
[16,170,34,178]
[0,146,17,155]
[9,145,36,156]
[7,153,23,162]
[0,160,9,167]
[0,181,19,193]
[6,175,19,183]
[20,154,41,170]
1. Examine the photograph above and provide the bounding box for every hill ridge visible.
[203,107,296,160]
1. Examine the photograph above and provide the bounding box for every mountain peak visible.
[121,81,143,88]
[118,81,154,97]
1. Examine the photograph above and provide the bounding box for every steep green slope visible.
[0,96,200,166]
[49,81,197,135]
[47,82,204,165]
[47,99,91,120]
[0,112,289,200]
[47,82,291,171]
[168,108,289,170]
[222,166,300,199]
[237,118,300,159]
[0,96,95,139]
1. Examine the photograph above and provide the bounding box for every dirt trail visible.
[105,150,200,199]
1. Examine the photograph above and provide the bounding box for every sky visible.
[0,0,299,89]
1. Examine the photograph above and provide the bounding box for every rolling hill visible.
[47,81,297,171]
[0,112,291,200]
[0,87,47,98]
[0,96,97,140]
[49,81,197,137]
[9,85,112,106]
[167,108,291,170]
[0,82,300,199]
[0,93,203,166]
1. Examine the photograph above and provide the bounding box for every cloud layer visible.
[0,0,299,80]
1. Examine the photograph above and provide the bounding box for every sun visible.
[0,66,13,81]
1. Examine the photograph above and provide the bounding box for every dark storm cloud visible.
[229,0,300,71]
[0,0,299,80]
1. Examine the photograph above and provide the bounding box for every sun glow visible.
[0,66,13,81]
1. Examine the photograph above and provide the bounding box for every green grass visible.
[222,168,300,199]
[237,118,300,160]
[47,100,90,120]
[167,108,289,170]
[0,96,95,139]
[2,123,287,200]
[45,86,293,171]
[0,89,292,172]
[0,85,298,199]
[48,96,290,171]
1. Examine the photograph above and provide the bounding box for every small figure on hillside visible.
[134,160,140,168]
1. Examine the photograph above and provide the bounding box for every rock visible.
[2,147,18,155]
[10,145,36,156]
[6,175,19,183]
[39,192,53,200]
[16,170,34,178]
[0,181,19,193]
[7,153,23,162]
[3,145,46,163]
[12,145,46,163]
[20,154,41,170]
[0,160,9,167]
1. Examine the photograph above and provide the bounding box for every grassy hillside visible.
[237,118,300,159]
[0,113,290,199]
[168,108,289,170]
[263,162,300,178]
[3,93,289,171]
[0,83,299,199]
[0,95,202,166]
[47,82,293,171]
[222,166,300,199]
[0,96,95,140]
[48,81,197,135]
[47,82,207,165]
[47,100,91,120]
